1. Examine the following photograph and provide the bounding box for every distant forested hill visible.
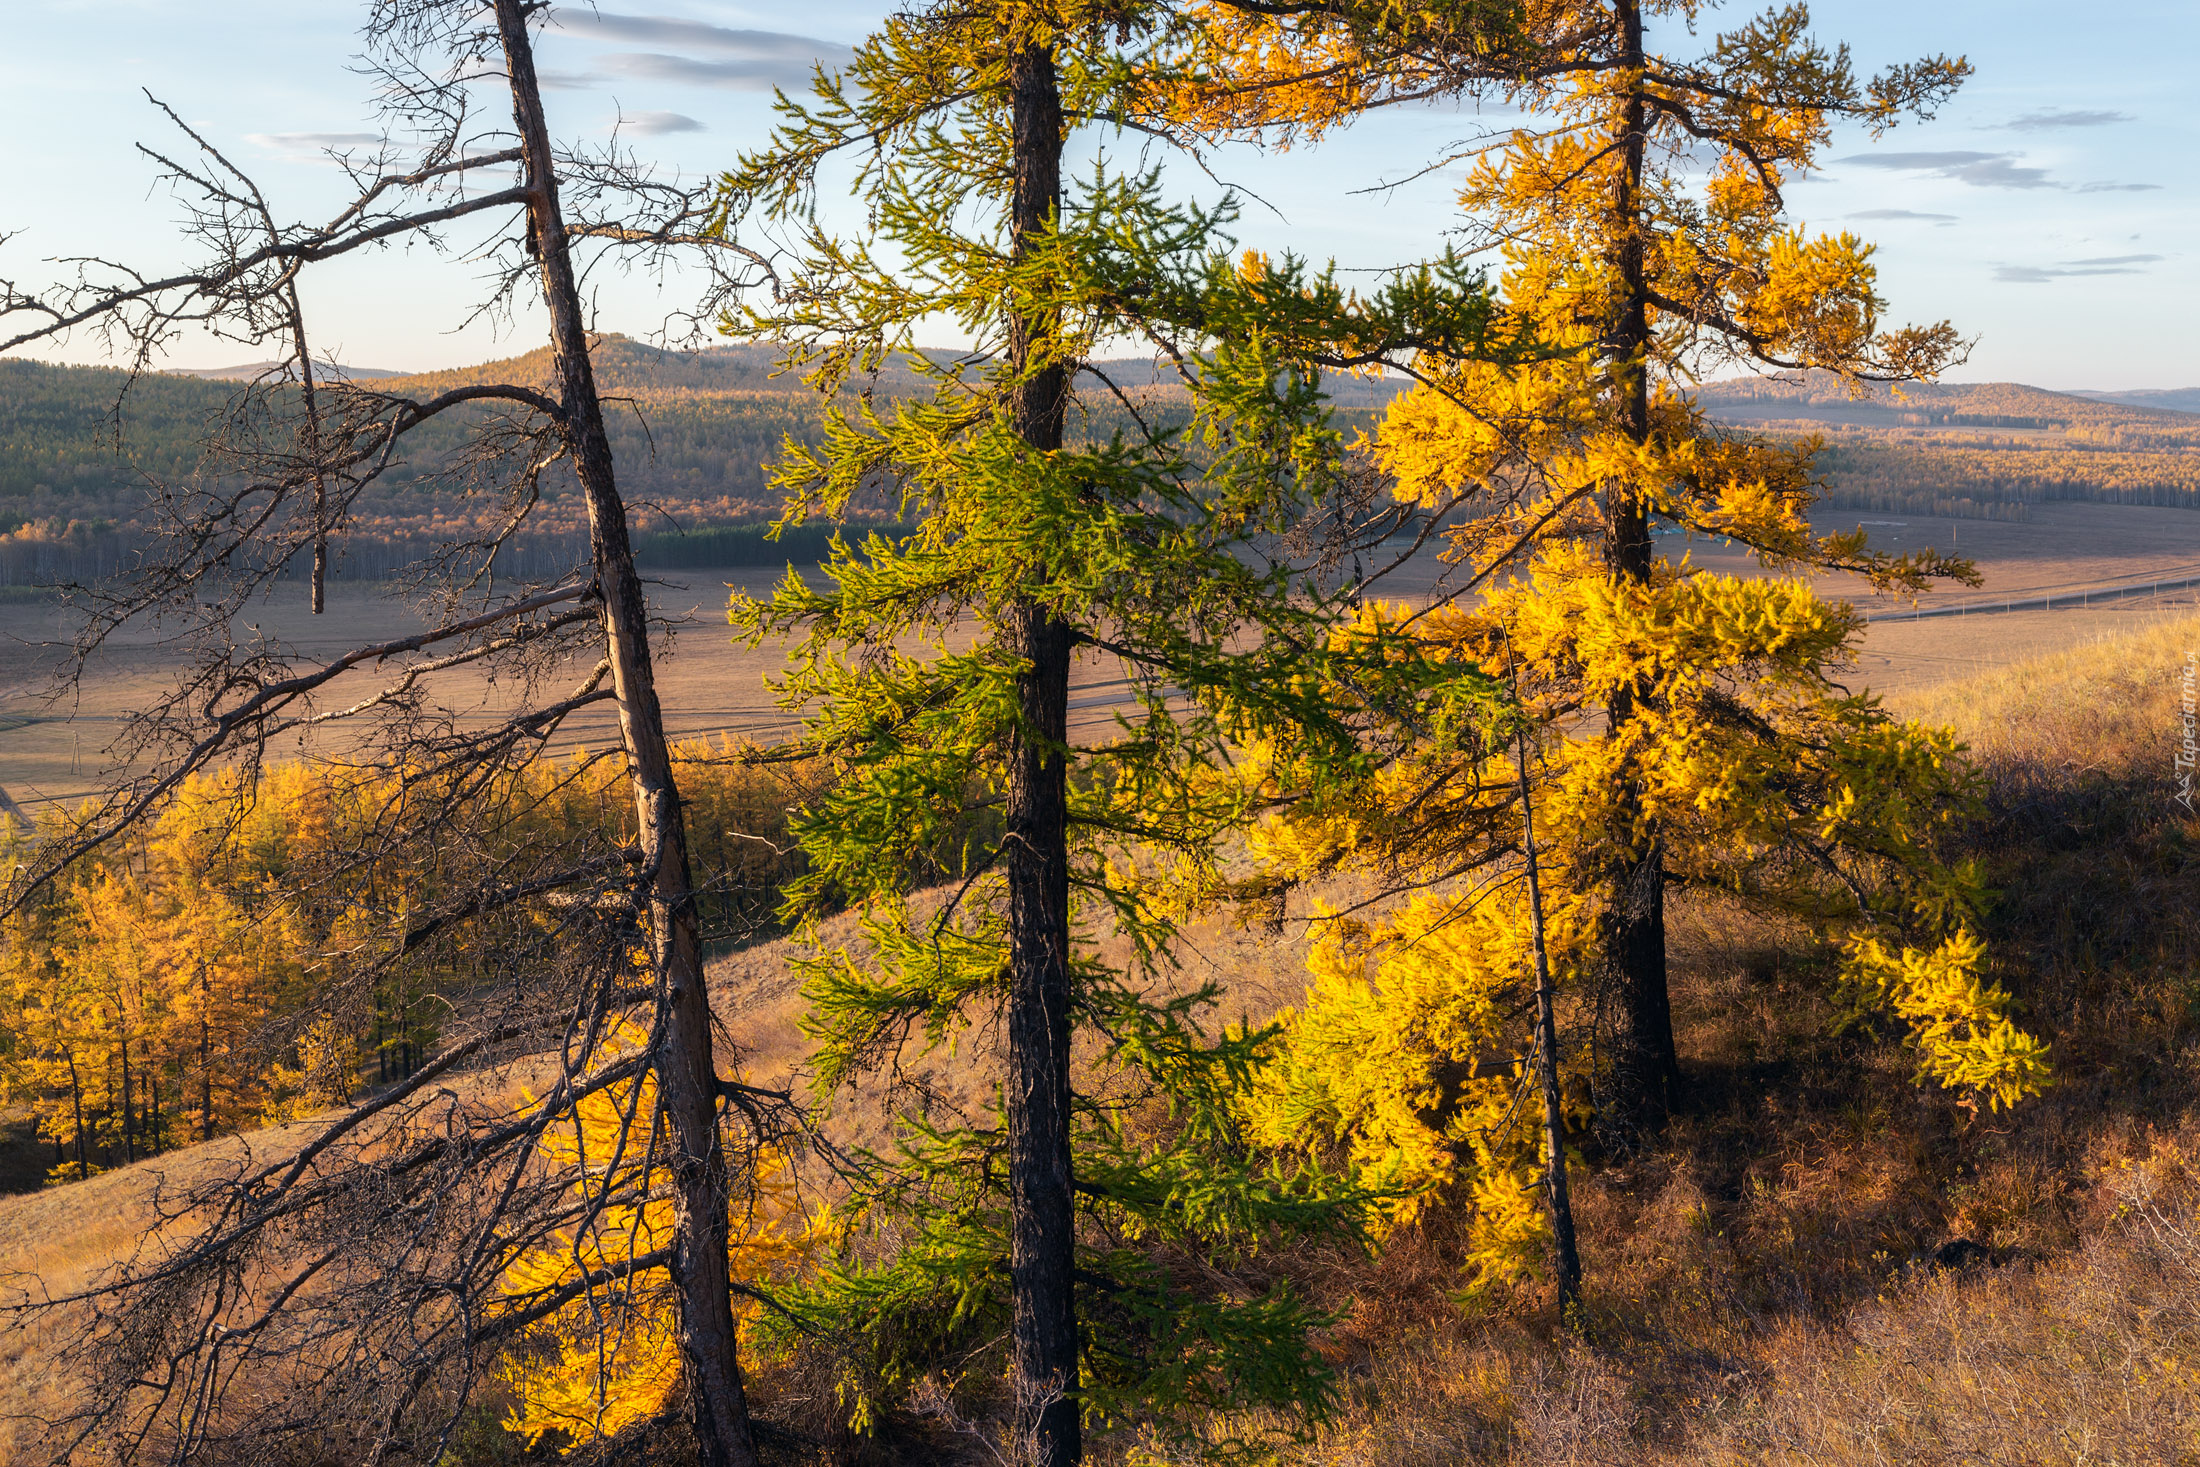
[0,360,234,503]
[2070,387,2200,415]
[14,345,2196,586]
[0,338,1385,585]
[1699,371,2200,521]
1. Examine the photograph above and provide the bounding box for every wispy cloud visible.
[1994,252,2164,284]
[247,130,383,157]
[620,109,704,136]
[1848,207,1957,223]
[546,10,851,92]
[2002,109,2131,130]
[1839,150,2158,194]
[550,11,826,52]
[1838,151,2056,189]
[599,47,847,91]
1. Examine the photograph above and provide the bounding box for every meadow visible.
[4,598,2198,1462]
[9,498,2200,814]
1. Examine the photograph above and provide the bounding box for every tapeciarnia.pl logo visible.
[2179,649,2198,811]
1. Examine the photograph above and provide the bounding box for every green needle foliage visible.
[713,0,1511,1449]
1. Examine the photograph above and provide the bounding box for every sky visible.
[1,1,2192,389]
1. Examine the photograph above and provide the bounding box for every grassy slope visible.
[6,620,2199,1464]
[1267,617,2200,1464]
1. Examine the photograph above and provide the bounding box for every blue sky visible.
[3,1,2191,388]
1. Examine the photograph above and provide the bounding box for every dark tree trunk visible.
[119,1020,135,1164]
[199,963,214,1142]
[1513,720,1582,1316]
[492,6,760,1465]
[1594,0,1680,1142]
[66,1050,88,1181]
[1003,38,1081,1467]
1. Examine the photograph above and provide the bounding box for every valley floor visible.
[5,578,2199,1465]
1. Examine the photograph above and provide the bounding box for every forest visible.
[8,348,2195,588]
[0,1,2193,1465]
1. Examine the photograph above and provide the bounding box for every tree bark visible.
[1513,717,1581,1317]
[491,6,760,1464]
[119,1019,135,1164]
[66,1050,88,1181]
[1003,38,1081,1467]
[199,962,214,1142]
[1594,0,1680,1141]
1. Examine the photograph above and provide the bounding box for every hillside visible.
[1700,370,2200,521]
[1699,370,2200,436]
[0,339,1394,587]
[2069,387,2200,415]
[175,361,412,381]
[10,348,2200,589]
[5,614,2199,1463]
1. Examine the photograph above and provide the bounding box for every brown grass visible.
[1228,613,2200,1465]
[9,614,2200,1464]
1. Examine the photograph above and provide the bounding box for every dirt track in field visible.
[6,500,2200,812]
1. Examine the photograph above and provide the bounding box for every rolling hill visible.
[7,344,2200,587]
[1697,370,2200,521]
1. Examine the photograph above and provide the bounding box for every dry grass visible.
[9,616,2200,1464]
[0,1121,333,1464]
[1228,613,2200,1465]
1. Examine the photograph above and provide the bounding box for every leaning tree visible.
[0,3,798,1463]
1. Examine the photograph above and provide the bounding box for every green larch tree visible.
[715,0,1508,1455]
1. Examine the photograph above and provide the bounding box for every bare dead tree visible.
[0,4,801,1464]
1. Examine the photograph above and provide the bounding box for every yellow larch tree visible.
[1177,0,2051,1285]
[497,1029,819,1454]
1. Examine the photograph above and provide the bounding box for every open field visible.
[9,500,2200,812]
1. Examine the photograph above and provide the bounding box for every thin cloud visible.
[600,49,845,92]
[620,110,704,136]
[247,131,383,152]
[2003,109,2131,130]
[1838,151,2056,189]
[538,69,602,90]
[1994,252,2164,283]
[550,10,833,55]
[1840,151,2155,194]
[1849,208,1957,223]
[546,10,851,92]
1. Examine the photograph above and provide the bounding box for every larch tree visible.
[713,0,1508,1456]
[1180,0,2012,1138]
[1117,2,2058,1305]
[0,2,796,1461]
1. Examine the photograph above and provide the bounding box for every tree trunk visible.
[1003,38,1081,1467]
[119,1019,135,1164]
[66,1050,88,1181]
[1594,0,1680,1141]
[490,6,760,1465]
[1513,718,1581,1317]
[199,963,214,1142]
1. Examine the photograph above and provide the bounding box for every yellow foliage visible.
[1246,890,1588,1288]
[1838,931,2053,1112]
[0,739,820,1168]
[498,1037,819,1453]
[1248,551,2043,1275]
